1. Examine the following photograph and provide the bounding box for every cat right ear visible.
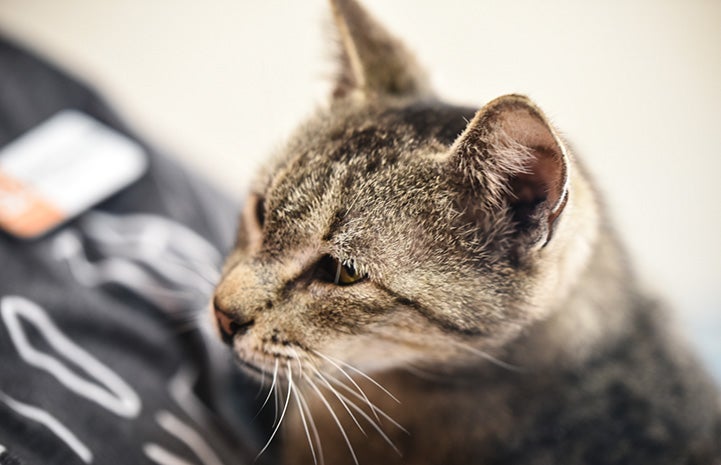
[448,94,570,250]
[329,0,433,100]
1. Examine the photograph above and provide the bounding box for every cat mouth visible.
[233,348,301,381]
[234,357,266,377]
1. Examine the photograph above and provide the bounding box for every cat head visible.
[212,0,598,378]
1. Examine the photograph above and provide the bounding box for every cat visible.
[211,0,721,463]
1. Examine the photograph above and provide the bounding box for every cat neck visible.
[506,220,639,370]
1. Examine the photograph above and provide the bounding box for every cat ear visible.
[448,94,569,249]
[329,0,433,100]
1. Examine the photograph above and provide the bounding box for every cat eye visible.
[316,254,367,285]
[255,196,266,228]
[237,194,266,249]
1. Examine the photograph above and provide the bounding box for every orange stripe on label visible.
[0,170,66,238]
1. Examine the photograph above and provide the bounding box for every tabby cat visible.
[211,0,721,463]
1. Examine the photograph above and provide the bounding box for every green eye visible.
[317,255,367,285]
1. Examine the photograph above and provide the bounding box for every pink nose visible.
[213,300,254,345]
[215,309,236,339]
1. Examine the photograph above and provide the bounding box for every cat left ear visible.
[448,94,569,249]
[329,0,433,100]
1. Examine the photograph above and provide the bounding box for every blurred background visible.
[0,0,719,379]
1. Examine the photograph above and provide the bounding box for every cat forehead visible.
[325,102,477,152]
[258,103,477,247]
[267,102,477,190]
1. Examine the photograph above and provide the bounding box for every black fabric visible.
[0,37,262,465]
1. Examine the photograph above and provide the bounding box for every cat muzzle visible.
[213,305,254,345]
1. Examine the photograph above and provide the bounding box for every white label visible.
[0,110,147,238]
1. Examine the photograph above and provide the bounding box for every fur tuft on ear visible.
[329,0,433,100]
[448,94,569,248]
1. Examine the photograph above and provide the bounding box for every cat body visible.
[212,1,721,463]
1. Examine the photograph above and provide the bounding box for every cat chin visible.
[233,356,268,380]
[231,349,297,383]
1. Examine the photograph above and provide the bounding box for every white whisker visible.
[289,347,305,377]
[290,372,318,465]
[304,374,359,465]
[329,379,408,434]
[313,350,380,422]
[297,387,325,465]
[324,354,400,403]
[402,362,449,382]
[449,340,525,372]
[256,361,293,460]
[273,371,281,427]
[255,366,267,399]
[254,359,278,421]
[310,366,367,436]
[330,386,403,456]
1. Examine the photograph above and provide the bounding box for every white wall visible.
[0,0,719,376]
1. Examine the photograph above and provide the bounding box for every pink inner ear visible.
[498,109,566,212]
[509,146,564,208]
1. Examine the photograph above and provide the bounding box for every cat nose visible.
[213,299,254,345]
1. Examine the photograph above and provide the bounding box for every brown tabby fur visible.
[212,0,721,463]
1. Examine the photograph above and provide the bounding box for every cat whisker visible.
[256,360,293,461]
[300,358,410,456]
[255,366,267,399]
[310,366,367,436]
[313,350,381,423]
[370,329,525,374]
[290,364,318,465]
[303,373,359,465]
[289,348,326,464]
[297,384,325,465]
[142,253,221,286]
[322,354,400,403]
[345,189,362,216]
[289,347,306,377]
[273,369,281,427]
[448,340,525,373]
[253,359,279,422]
[325,382,403,456]
[328,379,408,435]
[402,362,450,382]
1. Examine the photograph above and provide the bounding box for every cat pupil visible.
[337,262,366,285]
[316,254,365,285]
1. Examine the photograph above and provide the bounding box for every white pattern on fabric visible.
[1,296,141,418]
[143,443,198,465]
[168,366,216,435]
[52,212,221,315]
[0,391,93,463]
[156,411,225,465]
